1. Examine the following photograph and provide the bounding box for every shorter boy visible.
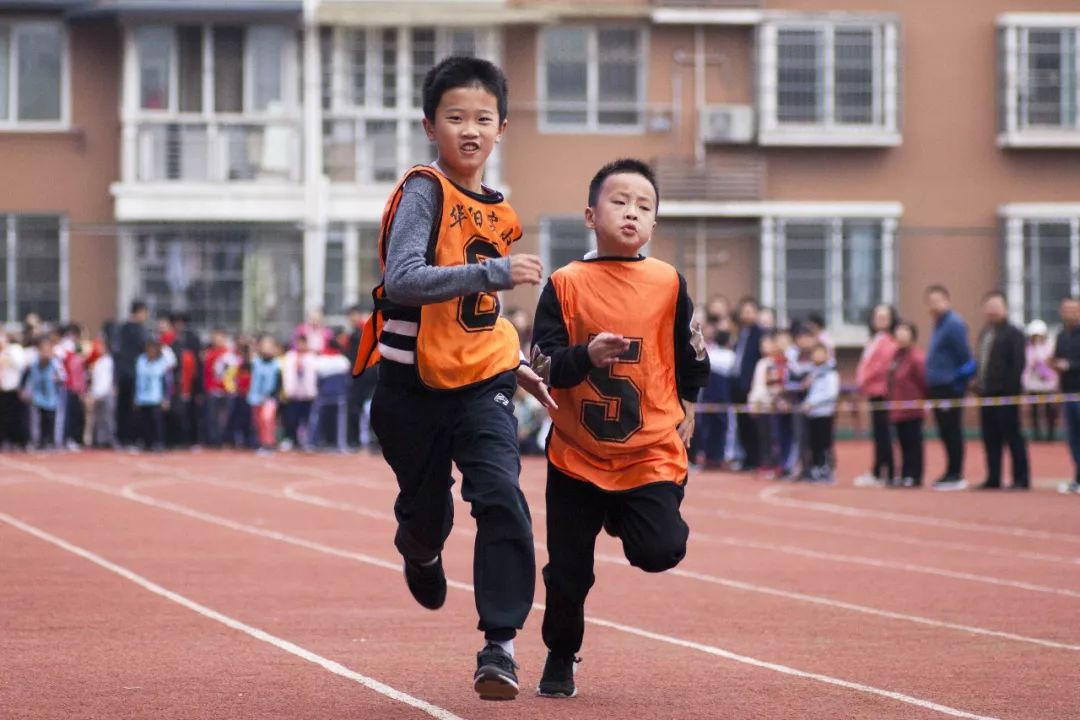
[134,338,171,451]
[802,342,839,484]
[531,159,710,698]
[88,332,117,448]
[748,333,783,478]
[249,335,282,454]
[21,336,66,451]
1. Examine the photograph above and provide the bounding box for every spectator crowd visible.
[687,288,1080,494]
[0,302,379,456]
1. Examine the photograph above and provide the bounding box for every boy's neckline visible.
[582,254,646,263]
[430,161,501,202]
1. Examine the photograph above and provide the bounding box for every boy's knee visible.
[625,535,688,574]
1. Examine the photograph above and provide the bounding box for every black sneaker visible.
[403,556,446,610]
[973,480,1002,491]
[474,643,520,701]
[537,653,580,698]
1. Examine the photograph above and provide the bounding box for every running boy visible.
[351,56,554,700]
[530,158,710,698]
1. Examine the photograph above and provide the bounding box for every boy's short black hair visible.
[130,299,147,315]
[806,312,826,329]
[423,56,508,124]
[588,158,659,208]
[896,320,919,342]
[925,284,950,299]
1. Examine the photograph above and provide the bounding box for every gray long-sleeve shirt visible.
[383,173,513,307]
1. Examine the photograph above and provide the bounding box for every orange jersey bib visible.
[353,166,523,391]
[546,258,689,491]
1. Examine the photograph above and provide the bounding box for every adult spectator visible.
[855,304,898,487]
[293,309,333,354]
[114,300,149,447]
[0,332,28,448]
[1023,319,1058,442]
[925,285,974,490]
[731,297,763,470]
[973,292,1029,491]
[1054,297,1080,494]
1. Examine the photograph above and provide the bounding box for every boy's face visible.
[796,333,815,351]
[812,346,828,365]
[424,85,505,179]
[585,172,657,255]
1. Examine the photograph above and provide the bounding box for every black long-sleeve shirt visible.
[531,260,710,402]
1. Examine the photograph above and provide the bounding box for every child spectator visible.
[802,342,839,484]
[1023,319,1058,442]
[224,338,253,448]
[855,304,898,487]
[134,338,171,451]
[694,315,734,469]
[281,334,318,451]
[805,312,836,361]
[888,321,927,488]
[21,336,66,451]
[783,324,817,479]
[312,343,351,453]
[203,329,233,447]
[748,333,783,478]
[60,324,88,450]
[88,332,117,449]
[0,332,28,449]
[513,386,546,455]
[248,335,282,454]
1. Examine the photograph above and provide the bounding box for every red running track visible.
[1,441,1078,719]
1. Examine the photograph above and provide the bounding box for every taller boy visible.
[353,57,555,701]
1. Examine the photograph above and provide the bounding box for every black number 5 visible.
[457,236,501,333]
[581,338,643,443]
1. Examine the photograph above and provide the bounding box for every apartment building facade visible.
[3,0,1080,348]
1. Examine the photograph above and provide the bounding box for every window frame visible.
[539,216,597,277]
[1001,207,1080,324]
[0,19,71,131]
[999,15,1080,147]
[760,212,897,345]
[321,26,500,186]
[536,24,649,135]
[1,213,69,324]
[758,15,900,147]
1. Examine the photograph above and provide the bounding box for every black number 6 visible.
[457,236,502,333]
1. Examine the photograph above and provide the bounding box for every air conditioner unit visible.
[700,105,755,144]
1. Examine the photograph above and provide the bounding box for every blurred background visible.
[0,0,1078,367]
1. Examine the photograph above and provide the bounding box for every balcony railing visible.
[133,119,302,183]
[654,0,762,7]
[654,156,765,202]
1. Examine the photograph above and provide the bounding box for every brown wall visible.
[0,18,120,335]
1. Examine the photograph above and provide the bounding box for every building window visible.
[134,226,302,335]
[130,24,300,183]
[0,21,66,127]
[1003,214,1080,323]
[759,18,899,145]
[321,27,498,185]
[762,216,896,341]
[539,26,646,132]
[324,223,382,319]
[1,215,65,324]
[999,19,1080,146]
[541,217,595,275]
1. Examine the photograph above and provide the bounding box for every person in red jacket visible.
[887,321,928,488]
[855,304,898,487]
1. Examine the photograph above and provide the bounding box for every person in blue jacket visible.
[924,285,975,490]
[134,338,172,452]
[21,336,66,450]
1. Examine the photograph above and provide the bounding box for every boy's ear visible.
[495,118,508,144]
[422,117,436,141]
[584,206,596,230]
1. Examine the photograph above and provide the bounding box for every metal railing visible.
[133,119,302,183]
[654,155,765,202]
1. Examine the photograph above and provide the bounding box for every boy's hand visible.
[510,255,544,287]
[678,400,696,448]
[1054,359,1070,373]
[517,364,558,411]
[588,333,631,368]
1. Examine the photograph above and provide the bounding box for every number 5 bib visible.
[547,258,689,491]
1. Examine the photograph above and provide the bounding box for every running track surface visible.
[1,441,1078,720]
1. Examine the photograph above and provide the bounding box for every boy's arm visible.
[383,175,513,306]
[674,274,710,401]
[531,279,593,389]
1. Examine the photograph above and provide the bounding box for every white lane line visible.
[692,533,1080,600]
[135,458,1080,651]
[756,485,1080,544]
[0,458,1001,720]
[681,505,1080,567]
[0,510,467,720]
[243,458,1080,600]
